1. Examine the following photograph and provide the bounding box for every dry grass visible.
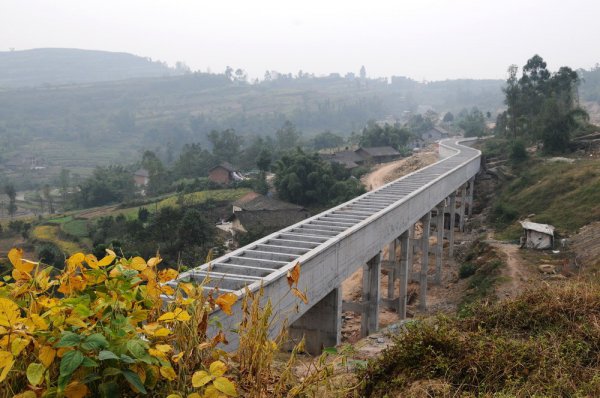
[359,282,600,397]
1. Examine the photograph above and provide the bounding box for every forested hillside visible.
[0,48,179,87]
[0,68,504,187]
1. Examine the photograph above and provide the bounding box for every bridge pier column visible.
[288,287,342,355]
[361,253,381,337]
[459,184,467,232]
[448,193,456,258]
[398,229,412,319]
[419,212,431,312]
[386,239,397,302]
[435,201,445,285]
[467,176,475,217]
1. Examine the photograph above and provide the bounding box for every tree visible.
[257,149,272,172]
[74,166,135,208]
[458,108,486,137]
[497,55,588,152]
[43,184,54,214]
[274,149,364,206]
[225,66,233,81]
[208,129,243,162]
[141,150,169,195]
[173,143,215,179]
[275,121,301,151]
[234,68,247,83]
[312,131,345,150]
[4,184,16,217]
[59,168,70,206]
[406,114,434,135]
[443,112,454,123]
[359,121,412,149]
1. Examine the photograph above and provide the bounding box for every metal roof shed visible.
[519,220,555,249]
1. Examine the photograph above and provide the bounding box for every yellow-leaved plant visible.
[0,248,238,397]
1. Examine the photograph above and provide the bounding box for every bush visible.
[458,263,477,278]
[510,140,528,162]
[37,243,64,268]
[0,248,240,397]
[0,248,345,397]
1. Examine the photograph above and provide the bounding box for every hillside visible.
[0,72,504,189]
[0,48,179,87]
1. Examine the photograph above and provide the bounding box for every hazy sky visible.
[2,0,599,81]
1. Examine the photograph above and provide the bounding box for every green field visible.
[61,219,89,238]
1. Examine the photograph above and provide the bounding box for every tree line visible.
[495,55,590,153]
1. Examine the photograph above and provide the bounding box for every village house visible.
[519,220,555,249]
[208,162,242,184]
[421,126,450,142]
[133,168,150,187]
[228,192,309,236]
[328,150,363,169]
[354,146,402,164]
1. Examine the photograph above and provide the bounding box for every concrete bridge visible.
[175,138,481,353]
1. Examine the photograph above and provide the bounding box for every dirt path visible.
[361,149,438,190]
[486,238,536,299]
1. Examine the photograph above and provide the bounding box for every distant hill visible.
[0,48,181,87]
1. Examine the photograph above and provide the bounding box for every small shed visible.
[519,221,555,249]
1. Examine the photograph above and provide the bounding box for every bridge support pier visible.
[435,201,445,285]
[448,193,456,258]
[419,212,431,312]
[288,287,342,355]
[361,253,381,337]
[398,229,412,319]
[386,239,397,304]
[459,184,467,232]
[467,176,475,217]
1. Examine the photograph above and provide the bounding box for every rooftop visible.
[210,162,237,172]
[233,193,304,212]
[520,220,555,236]
[357,146,401,157]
